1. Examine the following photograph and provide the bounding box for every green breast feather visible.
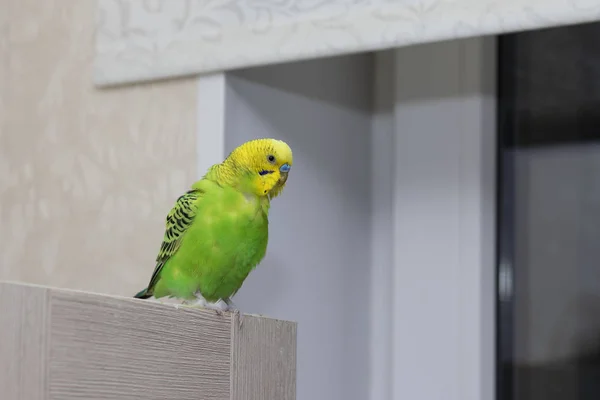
[135,179,269,302]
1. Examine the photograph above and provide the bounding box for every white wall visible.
[391,37,496,400]
[223,54,374,400]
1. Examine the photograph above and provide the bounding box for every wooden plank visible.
[0,282,48,400]
[47,290,231,400]
[230,313,297,400]
[0,282,297,400]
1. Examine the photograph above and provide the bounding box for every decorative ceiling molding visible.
[95,0,600,87]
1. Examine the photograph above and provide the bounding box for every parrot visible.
[134,138,293,316]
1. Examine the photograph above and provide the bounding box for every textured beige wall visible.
[0,0,198,296]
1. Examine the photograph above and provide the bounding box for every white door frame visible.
[369,36,497,400]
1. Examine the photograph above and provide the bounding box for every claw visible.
[179,295,242,325]
[223,298,243,329]
[235,310,244,329]
[200,300,227,316]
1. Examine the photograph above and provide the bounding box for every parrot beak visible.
[278,163,290,185]
[278,171,288,185]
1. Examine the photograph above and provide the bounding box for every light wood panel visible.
[0,283,48,399]
[0,281,297,400]
[231,313,297,400]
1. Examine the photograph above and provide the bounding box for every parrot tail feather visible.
[134,288,152,299]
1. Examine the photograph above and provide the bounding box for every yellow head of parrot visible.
[225,138,293,198]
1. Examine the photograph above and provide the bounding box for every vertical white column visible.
[391,37,496,400]
[370,49,395,400]
[196,73,227,177]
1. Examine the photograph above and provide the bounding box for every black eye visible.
[268,155,275,163]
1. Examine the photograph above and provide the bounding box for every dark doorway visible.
[497,21,600,400]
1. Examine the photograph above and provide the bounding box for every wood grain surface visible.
[231,313,297,400]
[0,283,48,399]
[48,290,231,400]
[0,281,297,400]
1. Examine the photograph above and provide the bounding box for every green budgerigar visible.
[134,138,293,313]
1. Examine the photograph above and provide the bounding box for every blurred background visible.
[498,22,600,400]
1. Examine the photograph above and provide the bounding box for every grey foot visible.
[200,300,227,316]
[181,295,207,308]
[223,297,237,311]
[223,297,243,328]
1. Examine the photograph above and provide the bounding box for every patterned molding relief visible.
[95,0,600,86]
